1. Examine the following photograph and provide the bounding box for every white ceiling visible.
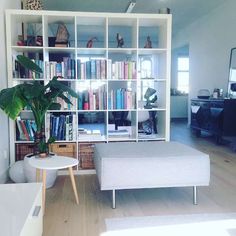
[42,0,226,34]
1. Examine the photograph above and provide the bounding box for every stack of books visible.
[108,129,130,138]
[78,128,103,140]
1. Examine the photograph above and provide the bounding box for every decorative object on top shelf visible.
[158,7,170,14]
[144,36,152,48]
[55,23,70,47]
[17,35,25,46]
[116,33,124,48]
[86,37,98,48]
[36,35,43,46]
[144,87,157,109]
[0,55,78,157]
[22,0,43,10]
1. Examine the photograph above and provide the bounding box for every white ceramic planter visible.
[24,154,57,189]
[9,160,26,183]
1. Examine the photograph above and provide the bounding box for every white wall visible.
[172,0,236,101]
[0,1,21,183]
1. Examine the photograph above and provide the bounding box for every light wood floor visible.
[43,120,236,236]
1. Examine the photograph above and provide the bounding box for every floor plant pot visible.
[24,153,58,189]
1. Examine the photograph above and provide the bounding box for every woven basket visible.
[79,143,95,169]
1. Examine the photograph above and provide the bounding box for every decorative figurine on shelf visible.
[36,35,43,46]
[143,87,158,134]
[55,23,69,47]
[144,36,152,48]
[144,87,157,109]
[17,35,25,46]
[116,33,124,48]
[86,37,98,48]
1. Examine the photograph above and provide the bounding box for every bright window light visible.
[177,57,189,93]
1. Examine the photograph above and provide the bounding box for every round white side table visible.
[29,155,79,213]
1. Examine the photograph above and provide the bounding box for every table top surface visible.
[29,155,78,170]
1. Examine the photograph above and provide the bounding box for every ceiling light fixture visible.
[125,1,136,13]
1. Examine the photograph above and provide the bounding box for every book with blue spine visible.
[116,89,122,109]
[86,61,91,79]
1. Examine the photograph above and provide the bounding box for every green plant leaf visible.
[58,93,72,105]
[17,55,43,73]
[0,86,27,120]
[48,102,61,110]
[48,77,78,98]
[48,136,56,144]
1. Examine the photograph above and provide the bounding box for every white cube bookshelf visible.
[5,9,172,171]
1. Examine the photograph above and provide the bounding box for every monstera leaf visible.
[17,55,43,73]
[0,85,27,120]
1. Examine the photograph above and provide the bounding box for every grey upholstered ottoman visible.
[94,141,210,208]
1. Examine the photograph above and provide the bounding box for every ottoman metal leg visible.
[193,186,198,205]
[112,189,116,209]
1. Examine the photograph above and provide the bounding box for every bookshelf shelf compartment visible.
[6,9,171,168]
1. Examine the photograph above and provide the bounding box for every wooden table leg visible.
[68,167,79,204]
[36,168,40,182]
[42,169,47,214]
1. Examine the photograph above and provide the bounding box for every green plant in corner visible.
[0,55,78,156]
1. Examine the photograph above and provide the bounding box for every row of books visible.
[47,114,77,141]
[76,59,137,80]
[78,86,107,110]
[108,88,135,110]
[77,59,107,80]
[111,61,137,80]
[16,117,36,141]
[13,58,44,79]
[13,57,136,80]
[45,57,76,79]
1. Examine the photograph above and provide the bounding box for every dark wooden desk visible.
[191,98,236,143]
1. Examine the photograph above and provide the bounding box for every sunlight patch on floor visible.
[103,219,236,236]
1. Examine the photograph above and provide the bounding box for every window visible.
[177,57,189,93]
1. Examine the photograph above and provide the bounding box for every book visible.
[86,61,91,79]
[77,59,81,79]
[65,115,73,141]
[108,129,130,138]
[16,117,27,141]
[19,120,30,141]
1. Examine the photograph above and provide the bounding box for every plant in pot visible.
[0,55,78,157]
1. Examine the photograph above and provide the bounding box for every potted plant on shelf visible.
[0,55,78,157]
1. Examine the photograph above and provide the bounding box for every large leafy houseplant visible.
[0,55,78,156]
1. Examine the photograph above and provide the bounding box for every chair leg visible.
[68,167,79,204]
[193,186,198,205]
[36,168,40,182]
[112,189,116,209]
[42,170,47,214]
